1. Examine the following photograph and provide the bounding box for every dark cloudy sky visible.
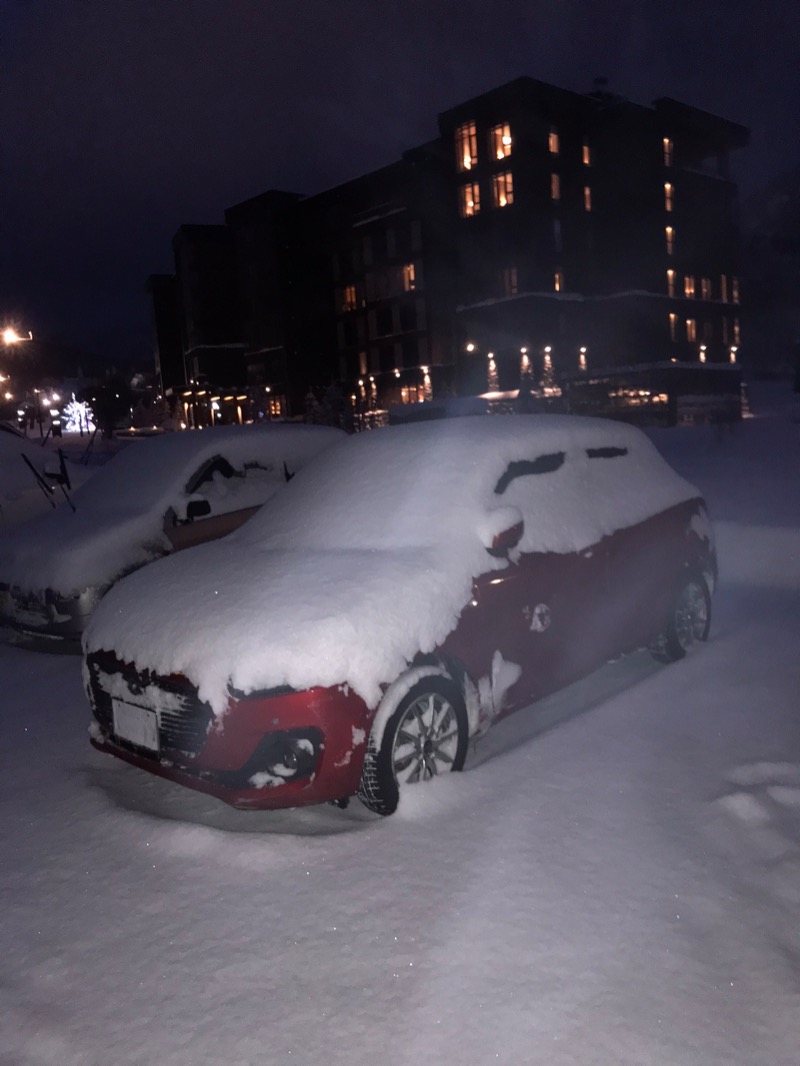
[2,0,798,364]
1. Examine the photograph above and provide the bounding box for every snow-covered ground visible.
[2,384,799,1065]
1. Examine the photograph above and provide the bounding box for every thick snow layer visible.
[84,415,700,713]
[0,424,343,595]
[1,383,799,1066]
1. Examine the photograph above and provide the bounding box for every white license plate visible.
[112,699,160,753]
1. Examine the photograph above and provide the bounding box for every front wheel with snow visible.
[358,675,469,817]
[649,572,711,663]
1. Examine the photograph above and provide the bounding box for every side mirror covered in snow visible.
[479,506,524,558]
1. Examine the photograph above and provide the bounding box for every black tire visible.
[358,675,469,817]
[650,572,711,663]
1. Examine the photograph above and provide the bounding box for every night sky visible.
[2,0,798,366]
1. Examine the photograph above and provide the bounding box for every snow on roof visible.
[0,423,343,595]
[84,415,701,716]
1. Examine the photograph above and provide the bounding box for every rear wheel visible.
[358,675,469,816]
[650,573,711,663]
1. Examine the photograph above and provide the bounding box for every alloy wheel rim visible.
[392,692,459,784]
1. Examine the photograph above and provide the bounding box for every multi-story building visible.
[149,76,748,416]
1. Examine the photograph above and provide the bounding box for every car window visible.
[185,455,237,495]
[494,452,565,495]
[586,446,628,459]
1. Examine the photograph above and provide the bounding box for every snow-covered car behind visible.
[84,415,716,815]
[0,423,343,649]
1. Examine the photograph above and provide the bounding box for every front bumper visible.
[86,653,372,809]
[0,584,101,652]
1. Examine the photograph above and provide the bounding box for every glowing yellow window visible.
[664,182,674,212]
[341,285,357,312]
[666,269,676,297]
[492,171,514,208]
[548,128,560,154]
[584,186,592,212]
[459,182,480,218]
[456,122,478,172]
[554,269,564,292]
[490,123,512,160]
[733,318,741,344]
[550,173,561,201]
[669,312,678,341]
[665,226,674,254]
[582,142,591,166]
[684,274,695,298]
[686,318,697,342]
[663,137,673,166]
[402,264,416,292]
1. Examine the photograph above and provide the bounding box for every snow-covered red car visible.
[0,423,343,649]
[83,415,716,815]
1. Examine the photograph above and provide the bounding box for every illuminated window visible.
[550,173,561,201]
[733,318,741,344]
[492,171,514,208]
[554,269,564,292]
[663,137,673,166]
[666,269,676,297]
[341,285,357,312]
[700,277,712,300]
[665,226,674,254]
[669,312,678,341]
[490,123,512,160]
[732,277,740,303]
[502,266,518,296]
[584,186,592,212]
[456,121,478,171]
[402,264,416,292]
[582,142,591,166]
[459,182,481,218]
[684,274,695,298]
[686,318,697,342]
[720,274,728,302]
[548,127,560,154]
[664,183,674,212]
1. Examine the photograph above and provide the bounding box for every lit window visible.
[584,186,592,212]
[456,121,478,172]
[666,269,676,297]
[732,277,740,303]
[582,142,591,166]
[665,226,674,254]
[550,173,560,201]
[684,274,695,298]
[459,182,481,218]
[669,312,678,341]
[664,183,674,212]
[402,264,416,292]
[490,123,512,160]
[663,137,673,166]
[720,274,728,302]
[700,277,712,300]
[502,266,518,296]
[686,318,697,342]
[492,171,514,208]
[341,285,357,312]
[733,318,741,344]
[554,269,564,292]
[548,128,560,154]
